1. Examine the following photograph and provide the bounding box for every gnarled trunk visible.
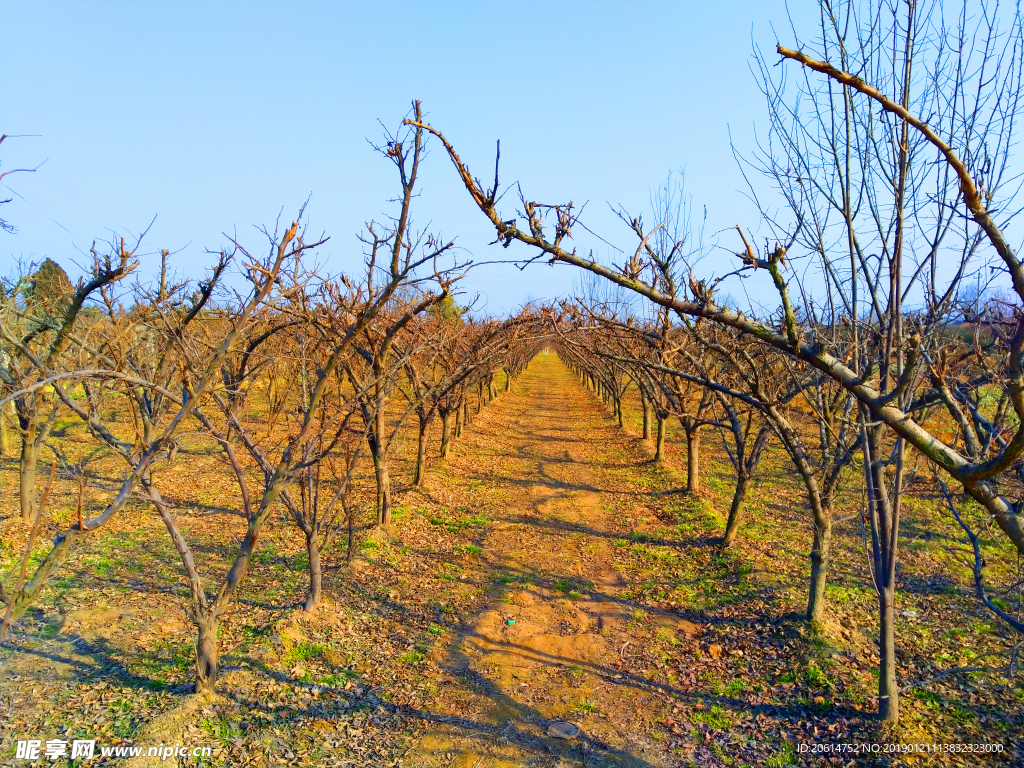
[722,474,752,547]
[373,448,392,526]
[654,416,666,463]
[722,425,771,549]
[414,415,429,486]
[685,427,701,494]
[369,408,392,526]
[440,411,452,457]
[2,528,81,632]
[304,531,322,611]
[806,513,832,624]
[195,613,220,694]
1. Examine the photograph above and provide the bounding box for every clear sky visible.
[2,1,821,314]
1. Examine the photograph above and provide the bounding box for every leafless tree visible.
[1,251,136,522]
[413,0,1024,721]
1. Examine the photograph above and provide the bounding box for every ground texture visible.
[1,355,1021,767]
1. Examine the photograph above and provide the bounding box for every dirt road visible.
[405,354,697,767]
[0,354,761,767]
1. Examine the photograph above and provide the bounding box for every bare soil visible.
[1,354,1021,767]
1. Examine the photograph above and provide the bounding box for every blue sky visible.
[2,1,819,314]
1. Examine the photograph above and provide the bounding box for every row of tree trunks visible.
[569,361,695,488]
[428,368,519,479]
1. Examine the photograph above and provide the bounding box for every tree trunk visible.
[195,614,220,694]
[616,396,624,428]
[878,586,899,722]
[440,411,452,458]
[373,448,392,526]
[304,531,322,612]
[2,528,81,629]
[0,401,10,457]
[414,417,429,486]
[722,474,752,547]
[864,423,902,722]
[19,436,39,522]
[768,403,833,627]
[464,397,472,426]
[371,399,392,526]
[455,404,462,438]
[505,374,511,392]
[654,416,666,463]
[642,398,651,440]
[477,381,484,413]
[685,427,701,494]
[806,513,832,624]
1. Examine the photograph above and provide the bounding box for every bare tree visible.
[412,0,1024,720]
[1,253,135,522]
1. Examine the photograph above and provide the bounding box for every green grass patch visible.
[764,743,797,767]
[400,647,427,664]
[723,678,744,696]
[654,626,678,646]
[283,641,329,665]
[690,703,732,729]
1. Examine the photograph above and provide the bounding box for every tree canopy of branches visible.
[408,0,1024,724]
[0,103,550,695]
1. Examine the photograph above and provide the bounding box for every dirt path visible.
[0,353,710,768]
[406,354,694,768]
[6,353,1018,766]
